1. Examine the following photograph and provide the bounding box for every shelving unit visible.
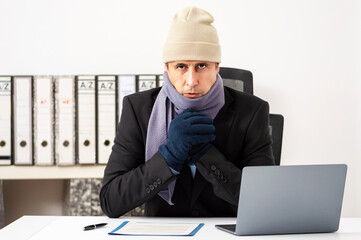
[0,165,106,180]
[1,165,107,227]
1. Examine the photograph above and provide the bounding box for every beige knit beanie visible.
[162,7,221,63]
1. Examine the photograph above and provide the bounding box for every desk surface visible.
[1,216,361,240]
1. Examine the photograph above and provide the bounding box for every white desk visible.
[1,216,361,240]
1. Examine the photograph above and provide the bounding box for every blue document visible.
[109,221,204,236]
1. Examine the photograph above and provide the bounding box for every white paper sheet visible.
[109,221,204,236]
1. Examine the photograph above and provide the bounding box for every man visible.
[100,7,274,218]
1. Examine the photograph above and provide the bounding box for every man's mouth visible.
[183,92,201,98]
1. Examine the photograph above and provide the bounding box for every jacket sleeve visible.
[195,101,275,206]
[99,96,176,218]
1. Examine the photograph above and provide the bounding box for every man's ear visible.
[216,63,220,73]
[164,63,169,73]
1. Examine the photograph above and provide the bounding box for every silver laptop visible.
[215,164,347,235]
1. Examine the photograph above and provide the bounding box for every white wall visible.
[1,0,360,217]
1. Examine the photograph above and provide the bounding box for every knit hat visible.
[162,7,221,63]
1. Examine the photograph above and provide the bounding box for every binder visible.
[157,74,164,87]
[137,75,156,92]
[55,76,76,165]
[117,75,136,122]
[97,75,117,164]
[76,75,96,164]
[0,76,12,165]
[34,76,54,165]
[13,76,33,165]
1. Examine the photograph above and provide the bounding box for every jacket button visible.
[153,182,158,188]
[146,188,150,193]
[156,178,162,184]
[192,209,200,216]
[215,169,220,176]
[211,165,216,171]
[222,178,227,183]
[149,185,154,191]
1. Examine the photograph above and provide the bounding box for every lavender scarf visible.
[145,71,225,205]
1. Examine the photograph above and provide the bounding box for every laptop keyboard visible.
[219,224,236,231]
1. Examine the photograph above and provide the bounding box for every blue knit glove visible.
[159,108,215,171]
[188,142,211,165]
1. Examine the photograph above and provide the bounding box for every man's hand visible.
[188,142,211,166]
[159,108,215,171]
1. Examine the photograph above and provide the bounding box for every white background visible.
[1,0,360,217]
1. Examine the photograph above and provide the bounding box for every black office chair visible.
[219,67,253,94]
[220,67,284,165]
[269,114,284,166]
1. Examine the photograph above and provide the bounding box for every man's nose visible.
[185,68,198,87]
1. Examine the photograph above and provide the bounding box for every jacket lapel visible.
[190,87,236,206]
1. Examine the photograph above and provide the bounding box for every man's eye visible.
[198,64,206,69]
[177,65,185,70]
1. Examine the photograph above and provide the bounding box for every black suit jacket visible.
[100,86,274,218]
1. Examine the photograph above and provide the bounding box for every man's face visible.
[165,61,219,99]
